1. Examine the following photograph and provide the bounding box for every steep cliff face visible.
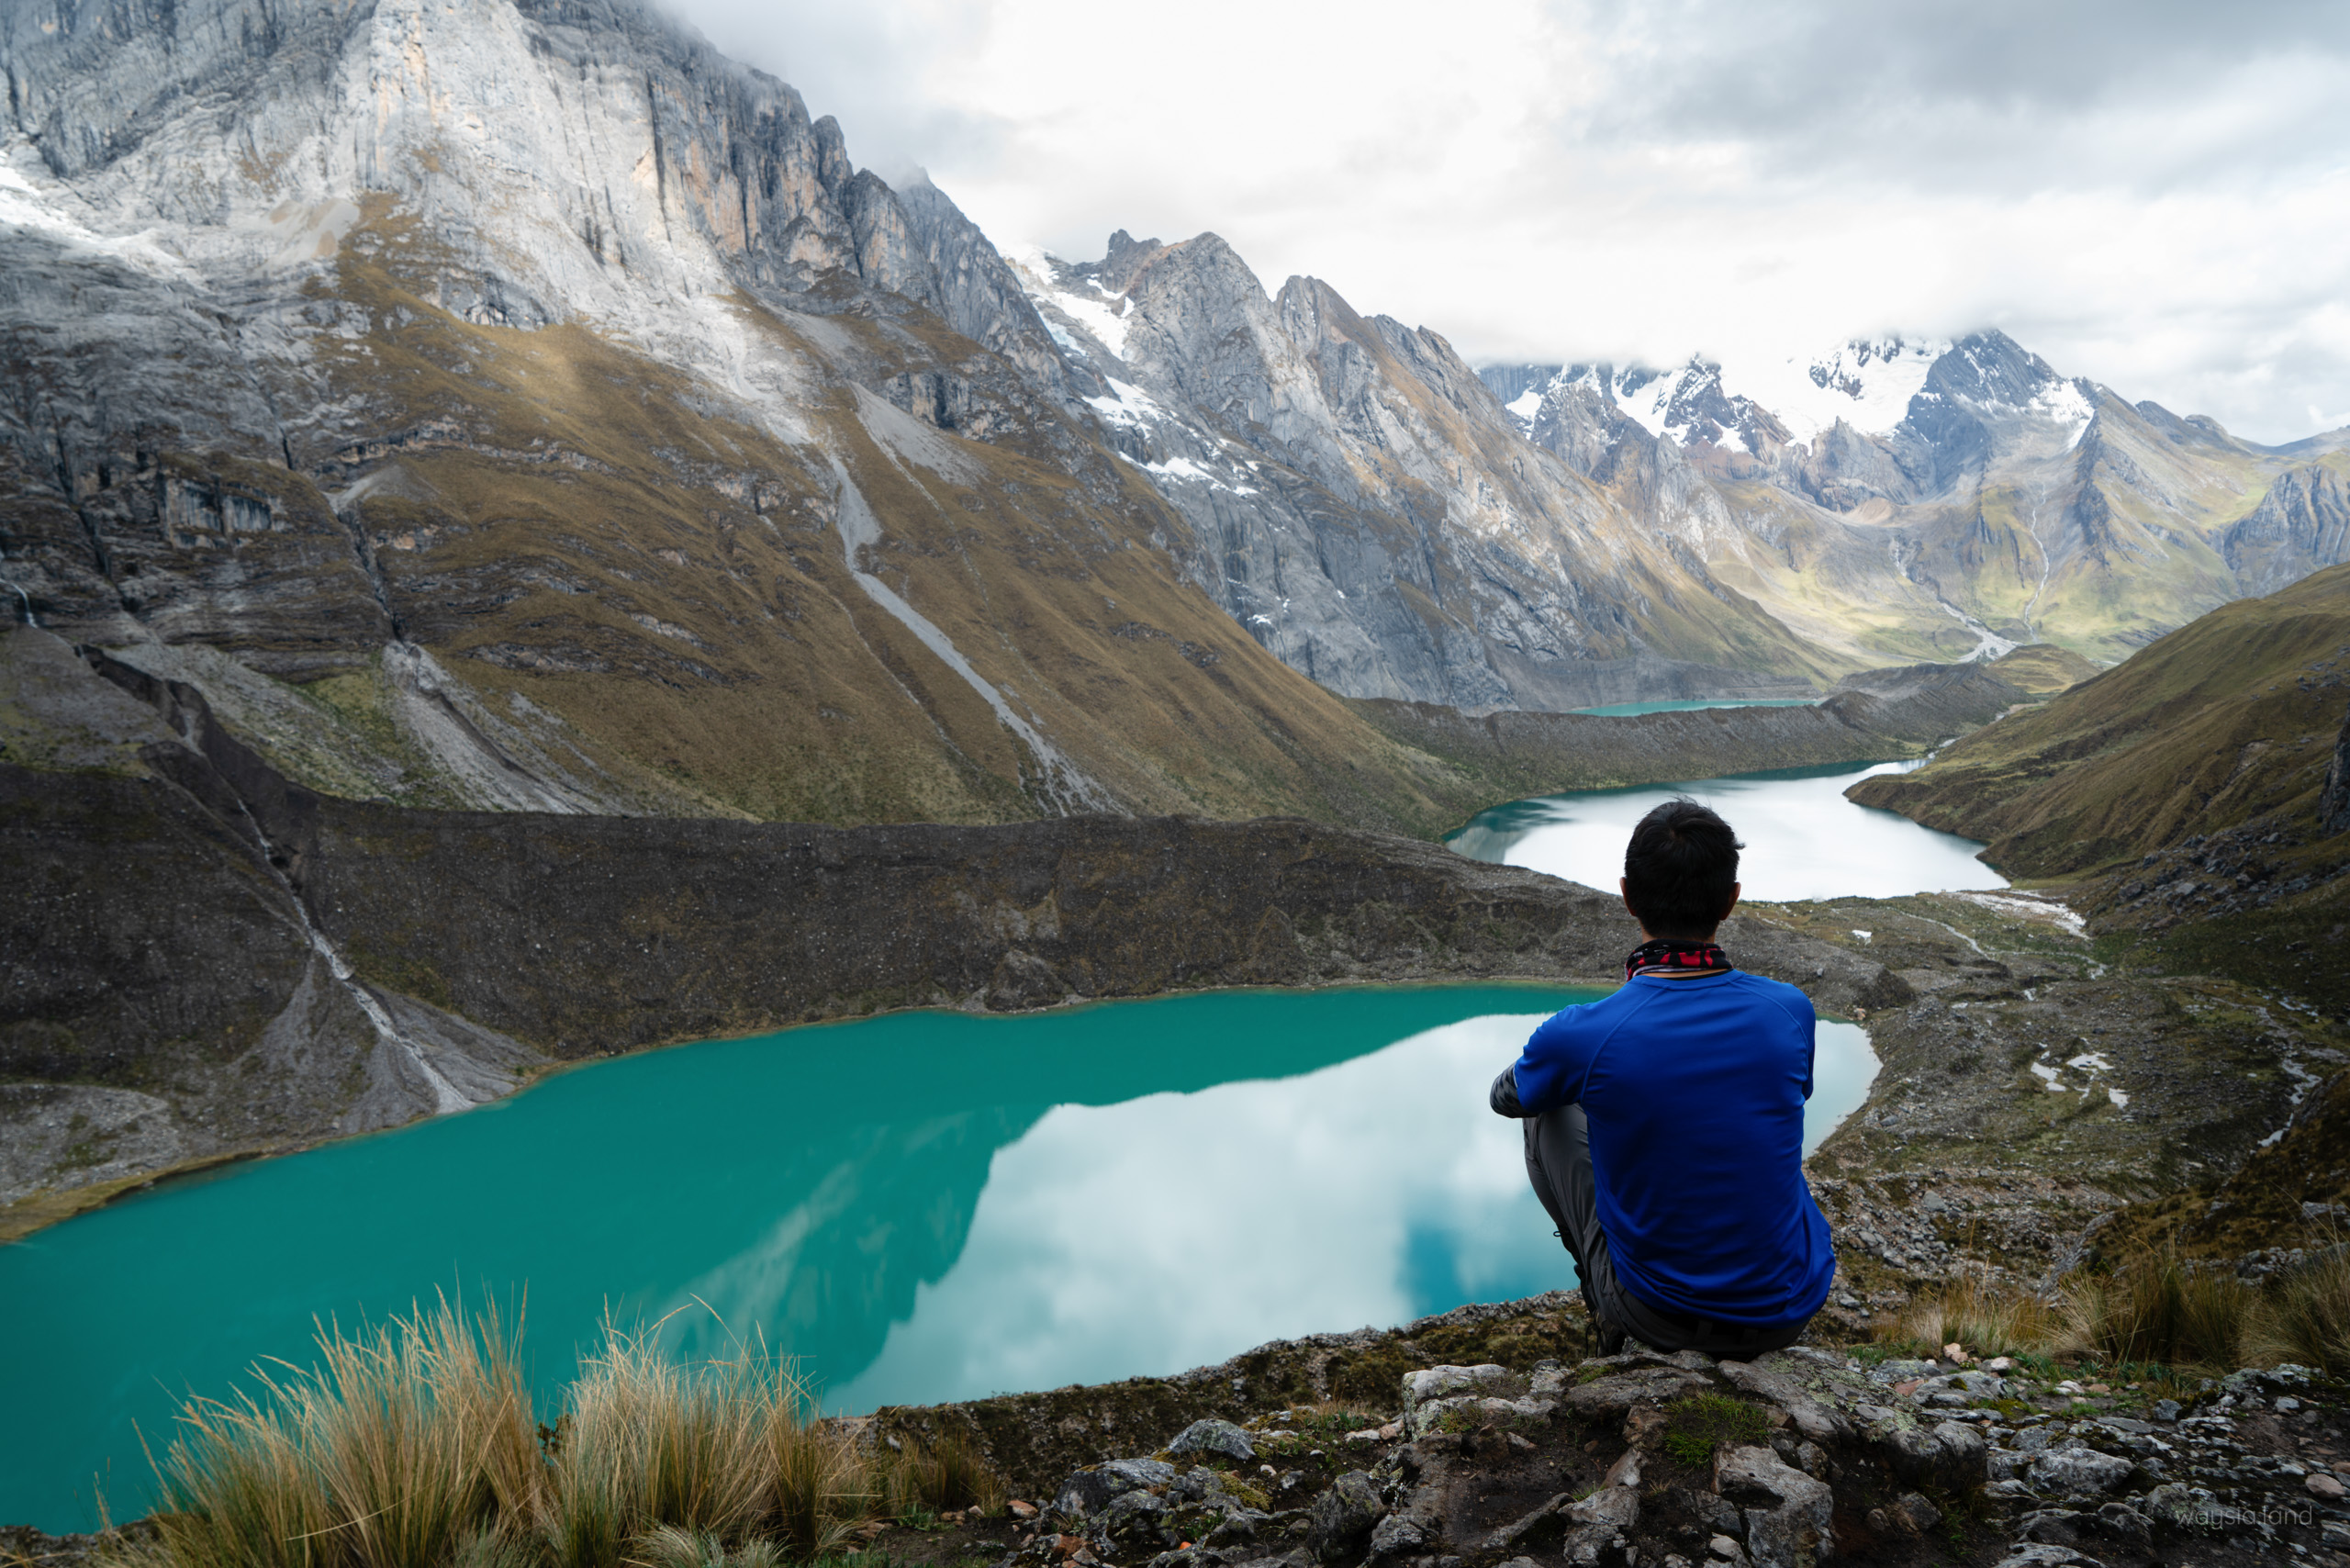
[1011,237,1827,711]
[2225,462,2350,597]
[3,0,1574,831]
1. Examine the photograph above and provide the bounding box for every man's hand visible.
[1489,1064,1528,1117]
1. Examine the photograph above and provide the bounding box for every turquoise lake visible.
[1449,760,2007,902]
[0,985,1878,1532]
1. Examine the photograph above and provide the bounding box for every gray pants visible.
[1524,1104,1811,1361]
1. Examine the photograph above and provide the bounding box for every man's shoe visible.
[1595,1318,1627,1357]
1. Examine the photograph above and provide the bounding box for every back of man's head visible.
[1623,800,1742,939]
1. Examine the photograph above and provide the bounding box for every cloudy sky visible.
[671,0,2350,443]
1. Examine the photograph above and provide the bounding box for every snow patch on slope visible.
[1737,338,1947,442]
[1084,376,1166,430]
[1510,339,1948,450]
[0,158,194,280]
[1005,244,1131,358]
[1614,368,1675,438]
[2031,378,2098,450]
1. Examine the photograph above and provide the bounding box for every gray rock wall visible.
[2225,464,2350,599]
[1354,664,2024,801]
[1017,238,1824,711]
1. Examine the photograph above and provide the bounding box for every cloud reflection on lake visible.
[827,1012,1875,1411]
[1449,761,2006,902]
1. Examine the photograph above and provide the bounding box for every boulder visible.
[1364,1512,1427,1562]
[1055,1458,1179,1518]
[1867,1491,1942,1537]
[1307,1471,1383,1563]
[1718,1357,1851,1443]
[1556,1483,1639,1566]
[2030,1448,2134,1499]
[1167,1418,1255,1462]
[1100,1489,1175,1551]
[1714,1445,1834,1568]
[1402,1364,1515,1410]
[1564,1367,1716,1419]
[1401,1364,1524,1435]
[1872,1417,1986,1492]
[1405,1393,1560,1439]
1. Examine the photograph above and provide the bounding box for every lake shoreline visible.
[4,722,1918,1248]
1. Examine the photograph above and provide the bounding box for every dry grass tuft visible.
[2055,1246,2259,1370]
[118,1294,536,1568]
[1875,1241,2284,1377]
[103,1302,1000,1568]
[878,1434,1002,1521]
[2253,1245,2350,1373]
[1881,1271,2058,1359]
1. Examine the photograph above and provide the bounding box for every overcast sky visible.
[671,0,2350,444]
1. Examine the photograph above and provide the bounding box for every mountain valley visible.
[6,0,2345,847]
[8,1,2350,1558]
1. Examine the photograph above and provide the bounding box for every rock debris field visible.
[957,1346,2349,1568]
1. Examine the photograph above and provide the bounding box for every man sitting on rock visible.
[1491,799,1833,1359]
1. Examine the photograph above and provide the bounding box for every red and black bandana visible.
[1624,938,1731,980]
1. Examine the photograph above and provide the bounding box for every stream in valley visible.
[0,984,1878,1532]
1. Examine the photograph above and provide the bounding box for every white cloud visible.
[669,0,2350,443]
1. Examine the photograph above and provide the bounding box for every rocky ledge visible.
[866,1303,2348,1568]
[8,1296,2347,1565]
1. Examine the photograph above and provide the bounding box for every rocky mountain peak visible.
[1081,229,1166,295]
[0,0,1058,357]
[1474,364,1561,420]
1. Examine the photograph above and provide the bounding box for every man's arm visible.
[1490,1009,1589,1118]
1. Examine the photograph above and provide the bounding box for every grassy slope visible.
[1983,643,2101,695]
[292,221,1491,836]
[1847,561,2350,875]
[1698,483,1983,670]
[1810,564,2350,1265]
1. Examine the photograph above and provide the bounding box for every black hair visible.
[1622,799,1742,938]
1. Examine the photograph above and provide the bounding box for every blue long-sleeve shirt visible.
[1499,970,1835,1327]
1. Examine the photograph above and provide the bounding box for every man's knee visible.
[1524,1107,1597,1241]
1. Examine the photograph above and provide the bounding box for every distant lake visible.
[1569,699,1818,717]
[1449,760,2007,902]
[0,986,1876,1533]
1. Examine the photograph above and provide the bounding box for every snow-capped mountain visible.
[6,0,2348,805]
[1004,235,1824,709]
[1477,327,2337,662]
